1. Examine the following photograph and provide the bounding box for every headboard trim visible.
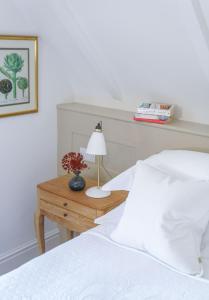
[57,102,209,138]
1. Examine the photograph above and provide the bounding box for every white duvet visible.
[0,225,209,300]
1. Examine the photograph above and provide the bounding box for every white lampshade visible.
[86,131,107,155]
[85,122,111,199]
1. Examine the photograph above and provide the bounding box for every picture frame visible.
[0,35,38,118]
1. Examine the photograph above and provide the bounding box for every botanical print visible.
[0,35,38,118]
[0,48,29,106]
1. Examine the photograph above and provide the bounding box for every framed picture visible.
[0,35,38,117]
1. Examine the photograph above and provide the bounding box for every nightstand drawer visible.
[40,200,95,232]
[39,189,97,219]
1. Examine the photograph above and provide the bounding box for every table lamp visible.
[85,122,111,198]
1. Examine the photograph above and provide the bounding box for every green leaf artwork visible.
[0,79,12,99]
[17,77,28,97]
[0,53,28,99]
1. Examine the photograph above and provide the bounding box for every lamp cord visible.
[101,156,113,179]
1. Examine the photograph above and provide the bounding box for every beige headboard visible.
[57,103,209,180]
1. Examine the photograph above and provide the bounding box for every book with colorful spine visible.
[134,102,175,124]
[137,102,175,117]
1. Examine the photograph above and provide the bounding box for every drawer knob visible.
[63,213,68,217]
[63,203,68,207]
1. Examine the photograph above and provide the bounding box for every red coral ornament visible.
[62,152,87,174]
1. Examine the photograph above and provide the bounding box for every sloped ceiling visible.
[9,0,209,124]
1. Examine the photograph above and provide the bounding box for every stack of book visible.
[133,102,175,124]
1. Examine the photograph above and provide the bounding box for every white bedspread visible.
[1,225,209,300]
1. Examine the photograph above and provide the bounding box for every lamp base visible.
[85,186,111,199]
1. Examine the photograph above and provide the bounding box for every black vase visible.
[69,171,85,191]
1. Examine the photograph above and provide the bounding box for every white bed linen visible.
[0,225,209,300]
[111,162,209,275]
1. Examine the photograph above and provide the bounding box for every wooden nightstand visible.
[35,175,128,254]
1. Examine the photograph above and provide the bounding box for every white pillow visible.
[102,165,137,191]
[98,169,191,227]
[145,150,209,180]
[145,150,209,259]
[103,150,209,192]
[95,202,125,225]
[102,150,209,259]
[111,162,209,275]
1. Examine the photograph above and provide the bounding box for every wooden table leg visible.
[66,229,74,240]
[35,210,45,254]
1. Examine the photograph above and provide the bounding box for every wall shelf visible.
[57,102,209,139]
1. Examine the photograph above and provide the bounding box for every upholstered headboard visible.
[57,103,209,180]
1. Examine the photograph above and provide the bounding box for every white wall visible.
[0,0,72,271]
[54,0,209,124]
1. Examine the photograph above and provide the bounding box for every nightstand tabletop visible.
[37,175,128,210]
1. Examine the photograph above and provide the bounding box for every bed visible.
[2,149,209,299]
[1,224,209,300]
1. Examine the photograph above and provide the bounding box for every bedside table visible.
[35,175,128,254]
